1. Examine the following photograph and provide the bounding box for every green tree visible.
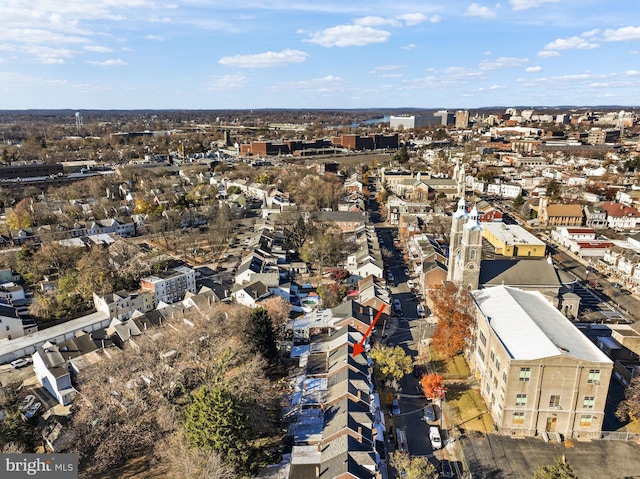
[184,385,253,471]
[393,144,410,163]
[369,344,413,383]
[390,451,437,479]
[246,307,279,364]
[513,194,525,208]
[533,457,578,479]
[545,179,561,201]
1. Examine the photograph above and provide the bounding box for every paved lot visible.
[461,433,640,479]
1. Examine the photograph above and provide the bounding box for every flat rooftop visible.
[482,222,545,246]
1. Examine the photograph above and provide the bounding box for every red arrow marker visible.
[352,304,386,357]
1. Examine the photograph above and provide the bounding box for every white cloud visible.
[509,0,559,11]
[208,73,247,91]
[537,50,560,57]
[627,70,640,76]
[429,15,442,23]
[354,16,399,27]
[84,45,113,53]
[465,3,498,19]
[581,29,600,38]
[401,43,417,50]
[25,45,73,64]
[602,26,640,42]
[396,13,429,26]
[219,49,308,68]
[146,35,164,42]
[149,16,172,23]
[479,56,529,70]
[87,59,128,66]
[526,66,542,72]
[489,84,505,90]
[373,64,405,71]
[543,36,599,51]
[304,25,391,47]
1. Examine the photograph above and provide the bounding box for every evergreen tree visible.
[533,457,578,479]
[184,385,252,471]
[247,307,279,364]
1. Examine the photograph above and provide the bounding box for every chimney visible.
[315,465,320,478]
[357,426,362,442]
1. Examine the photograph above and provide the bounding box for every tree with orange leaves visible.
[428,282,474,359]
[420,373,444,400]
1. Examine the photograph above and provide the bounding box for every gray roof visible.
[479,259,560,288]
[319,434,376,479]
[473,285,613,363]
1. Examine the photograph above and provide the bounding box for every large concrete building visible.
[389,115,429,130]
[469,286,613,439]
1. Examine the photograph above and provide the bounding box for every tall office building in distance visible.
[455,110,470,129]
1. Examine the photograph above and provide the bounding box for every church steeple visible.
[447,197,468,282]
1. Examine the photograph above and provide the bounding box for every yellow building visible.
[482,223,546,257]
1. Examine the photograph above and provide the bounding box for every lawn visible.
[446,387,495,434]
[427,352,494,434]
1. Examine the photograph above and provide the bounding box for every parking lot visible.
[461,433,640,479]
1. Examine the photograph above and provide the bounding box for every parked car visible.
[391,399,401,416]
[413,364,423,378]
[387,272,395,283]
[416,304,425,317]
[24,401,41,419]
[393,299,402,314]
[429,426,442,449]
[404,268,410,277]
[440,460,454,478]
[10,358,32,369]
[19,395,35,412]
[407,280,416,289]
[423,405,437,423]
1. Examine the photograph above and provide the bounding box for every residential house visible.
[538,199,584,227]
[601,202,640,231]
[316,211,369,235]
[32,333,98,406]
[583,205,608,229]
[0,304,25,341]
[233,281,271,308]
[93,290,155,321]
[469,286,612,439]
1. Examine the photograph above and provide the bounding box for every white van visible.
[429,426,442,450]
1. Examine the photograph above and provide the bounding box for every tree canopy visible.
[616,375,640,424]
[428,283,475,359]
[369,344,413,384]
[533,457,578,479]
[389,451,437,479]
[420,373,444,400]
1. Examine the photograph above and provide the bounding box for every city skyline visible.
[1,0,639,110]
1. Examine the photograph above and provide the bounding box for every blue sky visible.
[1,0,639,110]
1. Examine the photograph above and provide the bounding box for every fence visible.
[600,431,639,442]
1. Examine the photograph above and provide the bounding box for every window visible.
[479,330,487,347]
[513,412,525,425]
[490,350,495,362]
[519,367,531,382]
[503,371,507,383]
[583,396,595,409]
[516,394,527,407]
[549,395,561,408]
[587,369,601,384]
[495,358,501,371]
[580,415,593,428]
[477,347,485,361]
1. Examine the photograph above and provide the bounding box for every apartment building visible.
[140,266,196,305]
[469,286,612,439]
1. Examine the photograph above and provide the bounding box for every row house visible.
[485,182,522,199]
[140,265,196,306]
[600,202,640,231]
[93,290,155,321]
[287,326,382,478]
[584,205,608,229]
[316,210,369,235]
